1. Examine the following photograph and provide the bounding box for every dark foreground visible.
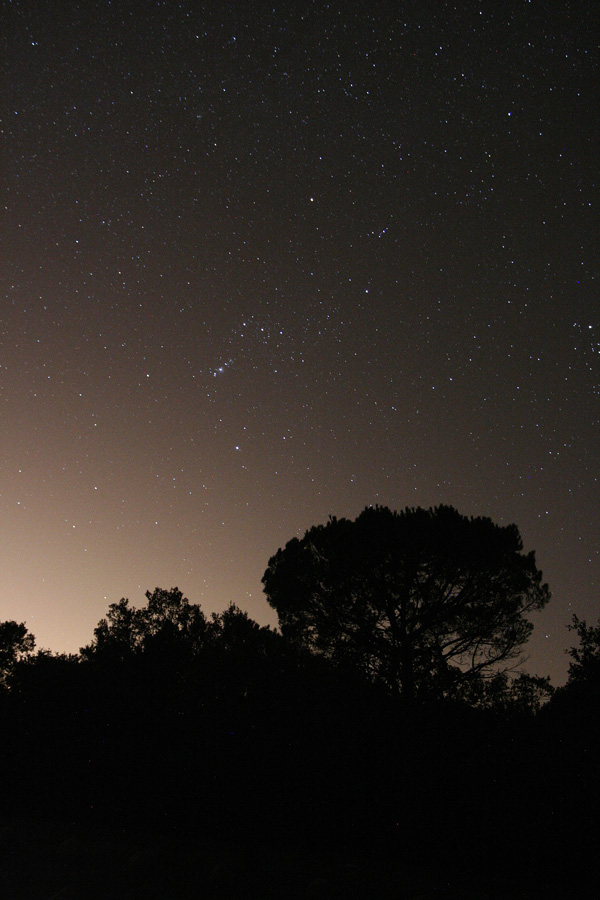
[2,623,598,899]
[0,812,593,900]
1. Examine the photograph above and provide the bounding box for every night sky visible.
[1,0,598,686]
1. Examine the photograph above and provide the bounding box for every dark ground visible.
[0,812,593,900]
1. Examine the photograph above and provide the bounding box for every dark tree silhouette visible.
[0,620,35,689]
[262,504,550,702]
[531,614,600,878]
[80,587,284,686]
[542,613,600,727]
[456,670,553,715]
[565,614,600,686]
[80,586,209,661]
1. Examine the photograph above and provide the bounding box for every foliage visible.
[4,583,598,885]
[80,587,284,674]
[565,614,600,685]
[262,504,550,702]
[8,650,82,697]
[80,586,209,661]
[456,671,554,716]
[545,614,600,722]
[0,620,35,689]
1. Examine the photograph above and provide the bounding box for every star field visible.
[1,0,598,684]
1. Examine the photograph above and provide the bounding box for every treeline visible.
[2,593,390,845]
[0,589,598,878]
[0,506,598,895]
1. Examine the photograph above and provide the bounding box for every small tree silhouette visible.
[0,620,35,689]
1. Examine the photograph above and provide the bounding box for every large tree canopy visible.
[262,505,550,701]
